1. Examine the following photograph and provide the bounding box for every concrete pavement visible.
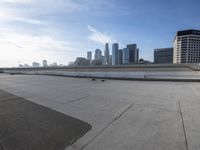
[0,88,91,150]
[0,74,200,150]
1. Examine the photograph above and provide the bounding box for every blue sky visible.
[0,0,200,67]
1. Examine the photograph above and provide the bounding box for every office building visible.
[118,49,123,65]
[154,48,173,64]
[102,56,107,65]
[95,49,102,61]
[87,51,92,61]
[173,29,200,63]
[43,60,48,67]
[104,43,110,65]
[109,55,112,65]
[51,62,58,67]
[127,44,139,63]
[32,62,40,67]
[123,48,129,64]
[112,43,119,65]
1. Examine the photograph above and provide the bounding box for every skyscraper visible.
[87,51,92,61]
[127,44,139,64]
[112,43,119,65]
[118,49,123,65]
[43,60,48,67]
[109,55,112,65]
[173,29,200,63]
[95,49,102,61]
[123,48,129,64]
[104,43,110,65]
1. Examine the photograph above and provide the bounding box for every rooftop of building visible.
[154,47,173,51]
[177,29,200,36]
[1,74,200,150]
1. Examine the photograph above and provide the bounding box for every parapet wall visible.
[1,64,200,81]
[1,63,199,72]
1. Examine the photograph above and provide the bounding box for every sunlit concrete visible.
[0,74,200,150]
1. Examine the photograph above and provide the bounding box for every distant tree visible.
[139,58,144,63]
[91,60,102,66]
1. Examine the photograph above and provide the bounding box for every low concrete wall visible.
[2,63,200,72]
[2,64,200,81]
[3,70,200,81]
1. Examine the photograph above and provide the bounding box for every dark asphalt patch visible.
[0,145,4,150]
[0,89,92,150]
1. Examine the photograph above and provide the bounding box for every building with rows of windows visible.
[173,29,200,63]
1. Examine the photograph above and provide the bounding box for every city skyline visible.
[0,0,200,67]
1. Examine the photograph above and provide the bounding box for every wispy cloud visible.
[0,11,44,24]
[0,0,86,25]
[0,32,79,67]
[0,0,31,3]
[88,25,114,45]
[0,33,71,51]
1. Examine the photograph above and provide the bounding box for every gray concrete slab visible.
[0,89,91,150]
[83,104,186,150]
[179,84,200,150]
[0,74,200,150]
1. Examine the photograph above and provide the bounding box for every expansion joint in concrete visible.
[178,101,189,150]
[1,143,8,150]
[64,95,90,104]
[81,102,135,150]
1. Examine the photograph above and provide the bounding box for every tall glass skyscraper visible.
[118,49,123,65]
[95,49,102,61]
[112,43,119,65]
[104,43,110,65]
[123,48,129,64]
[87,51,92,61]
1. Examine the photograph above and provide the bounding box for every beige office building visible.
[173,29,200,63]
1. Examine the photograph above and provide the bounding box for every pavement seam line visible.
[64,95,90,104]
[178,101,189,150]
[80,102,135,150]
[189,84,200,99]
[1,143,8,150]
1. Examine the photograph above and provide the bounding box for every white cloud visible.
[0,32,76,67]
[0,0,31,3]
[0,11,44,24]
[88,25,114,45]
[0,0,86,25]
[0,33,71,51]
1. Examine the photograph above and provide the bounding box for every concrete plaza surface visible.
[0,74,200,150]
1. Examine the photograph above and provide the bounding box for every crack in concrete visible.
[81,102,135,150]
[178,101,189,150]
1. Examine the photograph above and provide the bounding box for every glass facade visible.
[118,49,123,65]
[127,44,138,63]
[123,48,129,64]
[154,48,173,64]
[104,43,110,65]
[112,43,119,65]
